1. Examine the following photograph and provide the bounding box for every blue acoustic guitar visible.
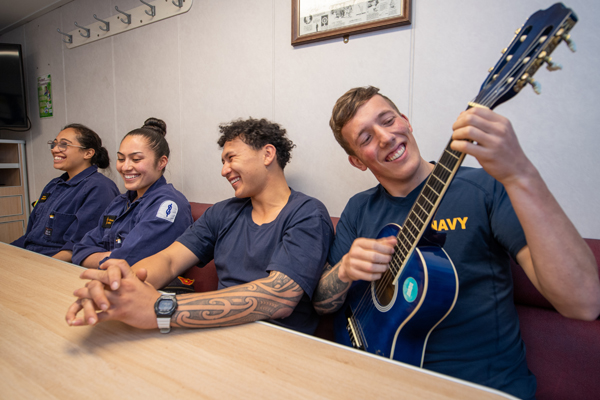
[334,2,578,367]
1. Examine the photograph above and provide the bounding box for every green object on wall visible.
[38,75,53,118]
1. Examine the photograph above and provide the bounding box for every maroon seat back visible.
[512,238,600,400]
[183,203,218,292]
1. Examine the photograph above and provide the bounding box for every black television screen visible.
[0,43,28,129]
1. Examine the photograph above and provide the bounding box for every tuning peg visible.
[545,56,562,71]
[562,33,576,52]
[520,73,541,94]
[537,51,562,72]
[526,76,541,94]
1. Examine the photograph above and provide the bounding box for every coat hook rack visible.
[93,14,110,32]
[140,0,156,17]
[115,6,132,25]
[74,22,90,38]
[57,28,72,43]
[60,0,193,49]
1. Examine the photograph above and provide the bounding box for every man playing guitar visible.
[313,86,600,399]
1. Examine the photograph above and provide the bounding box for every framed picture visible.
[292,0,411,46]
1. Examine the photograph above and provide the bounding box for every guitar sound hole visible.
[374,271,395,307]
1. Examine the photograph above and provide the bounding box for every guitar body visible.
[334,223,459,367]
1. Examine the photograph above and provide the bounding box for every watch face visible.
[155,295,177,317]
[158,299,174,312]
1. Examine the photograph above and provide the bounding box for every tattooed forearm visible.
[313,262,351,315]
[172,271,303,328]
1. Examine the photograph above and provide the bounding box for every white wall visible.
[1,0,599,239]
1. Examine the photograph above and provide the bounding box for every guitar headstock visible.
[472,2,577,110]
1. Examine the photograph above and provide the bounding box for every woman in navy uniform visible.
[11,124,119,262]
[72,118,193,290]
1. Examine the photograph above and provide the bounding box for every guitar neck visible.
[390,140,466,280]
[385,2,578,283]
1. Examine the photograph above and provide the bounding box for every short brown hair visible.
[329,86,402,156]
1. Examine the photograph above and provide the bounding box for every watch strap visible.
[157,316,171,334]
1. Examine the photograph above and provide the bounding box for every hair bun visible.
[142,117,167,137]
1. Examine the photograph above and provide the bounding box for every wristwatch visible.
[154,292,177,333]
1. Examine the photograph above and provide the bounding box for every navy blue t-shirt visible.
[329,167,536,400]
[177,189,334,334]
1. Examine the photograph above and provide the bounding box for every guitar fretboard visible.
[387,141,466,280]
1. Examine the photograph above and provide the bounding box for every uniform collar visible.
[125,175,167,203]
[59,165,99,186]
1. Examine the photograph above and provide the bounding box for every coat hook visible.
[93,14,110,31]
[140,0,156,17]
[74,22,90,38]
[115,6,131,25]
[172,0,183,8]
[57,28,73,44]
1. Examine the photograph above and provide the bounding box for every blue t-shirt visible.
[11,166,119,256]
[72,176,192,266]
[177,189,334,334]
[329,167,536,400]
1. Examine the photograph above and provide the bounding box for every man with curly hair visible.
[66,118,334,335]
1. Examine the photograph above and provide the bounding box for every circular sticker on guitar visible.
[403,277,418,303]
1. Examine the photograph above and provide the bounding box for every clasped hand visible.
[65,259,160,330]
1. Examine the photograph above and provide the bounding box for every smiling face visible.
[117,135,167,200]
[51,128,93,179]
[341,95,432,196]
[221,137,270,199]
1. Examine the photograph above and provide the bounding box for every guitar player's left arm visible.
[451,107,600,320]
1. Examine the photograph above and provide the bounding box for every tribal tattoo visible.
[312,262,351,314]
[172,271,303,328]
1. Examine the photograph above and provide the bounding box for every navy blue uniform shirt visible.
[72,176,192,267]
[11,166,119,256]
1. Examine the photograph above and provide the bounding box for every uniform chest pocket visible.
[102,231,128,250]
[114,232,127,249]
[44,212,76,243]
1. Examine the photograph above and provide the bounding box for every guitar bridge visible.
[345,309,365,350]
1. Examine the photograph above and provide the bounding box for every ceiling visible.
[0,0,75,36]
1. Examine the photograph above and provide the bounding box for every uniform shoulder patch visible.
[156,200,178,223]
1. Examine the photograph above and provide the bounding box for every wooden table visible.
[0,243,516,399]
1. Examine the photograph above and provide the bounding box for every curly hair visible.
[330,86,402,156]
[217,117,296,170]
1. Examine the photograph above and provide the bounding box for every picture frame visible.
[292,0,411,46]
